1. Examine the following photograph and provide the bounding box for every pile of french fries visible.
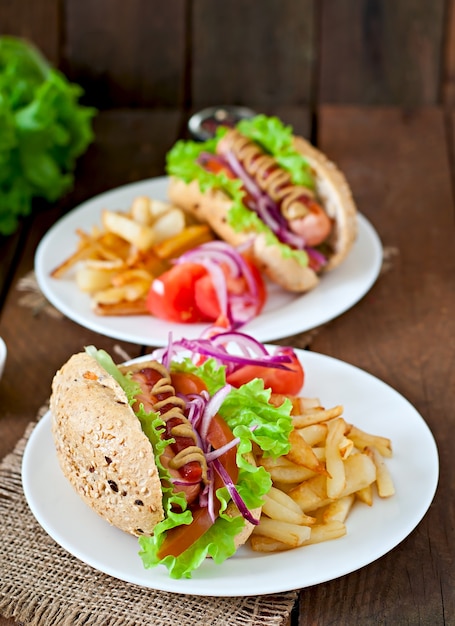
[51,196,213,315]
[251,397,395,552]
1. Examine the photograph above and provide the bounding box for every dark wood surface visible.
[1,0,452,108]
[0,105,454,625]
[1,1,455,623]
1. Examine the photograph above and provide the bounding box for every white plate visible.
[22,348,438,597]
[35,177,382,346]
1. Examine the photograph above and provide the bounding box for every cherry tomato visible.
[157,413,237,559]
[226,347,304,395]
[146,263,212,323]
[288,200,332,247]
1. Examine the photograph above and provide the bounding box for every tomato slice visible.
[171,371,208,396]
[146,262,212,323]
[202,156,236,178]
[146,254,266,325]
[226,347,304,395]
[157,413,238,559]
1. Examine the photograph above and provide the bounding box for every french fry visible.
[253,517,312,547]
[151,208,186,244]
[75,266,120,293]
[250,535,293,552]
[289,452,377,512]
[286,429,328,475]
[110,268,152,287]
[102,210,156,251]
[346,425,392,458]
[50,239,97,278]
[262,487,316,525]
[153,224,214,259]
[301,521,347,545]
[325,418,347,499]
[92,298,149,316]
[292,405,344,428]
[297,423,328,447]
[356,484,374,506]
[259,456,317,484]
[322,494,355,523]
[365,446,396,497]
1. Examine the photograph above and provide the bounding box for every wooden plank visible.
[443,0,455,104]
[64,0,186,108]
[0,0,60,64]
[319,1,445,105]
[300,106,455,623]
[72,108,185,201]
[191,0,315,108]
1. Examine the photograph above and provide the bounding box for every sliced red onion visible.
[306,245,328,270]
[205,436,241,462]
[212,458,259,525]
[200,384,232,441]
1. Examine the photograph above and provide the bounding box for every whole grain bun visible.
[168,135,358,293]
[50,352,261,550]
[50,352,164,537]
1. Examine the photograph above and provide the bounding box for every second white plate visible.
[35,176,382,346]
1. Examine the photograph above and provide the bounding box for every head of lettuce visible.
[0,36,96,235]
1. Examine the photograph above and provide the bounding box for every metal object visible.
[188,105,257,141]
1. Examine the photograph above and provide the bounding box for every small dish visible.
[0,337,6,379]
[188,106,257,141]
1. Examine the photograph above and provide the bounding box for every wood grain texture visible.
[319,0,445,105]
[444,0,455,105]
[0,0,60,64]
[63,0,186,108]
[191,0,315,108]
[302,106,455,625]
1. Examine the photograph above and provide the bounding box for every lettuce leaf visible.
[0,36,96,235]
[166,115,311,267]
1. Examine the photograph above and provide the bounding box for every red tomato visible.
[157,413,237,559]
[226,347,304,395]
[146,263,212,323]
[171,372,208,396]
[146,256,266,325]
[202,156,236,178]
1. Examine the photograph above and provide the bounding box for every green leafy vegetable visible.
[166,114,314,267]
[0,36,96,235]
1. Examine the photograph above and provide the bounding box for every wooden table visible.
[0,106,454,625]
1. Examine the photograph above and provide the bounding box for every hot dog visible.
[50,344,293,578]
[166,114,358,292]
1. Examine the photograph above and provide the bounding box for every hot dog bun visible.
[50,352,260,550]
[168,134,357,293]
[50,352,165,537]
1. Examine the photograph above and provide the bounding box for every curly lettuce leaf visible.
[0,36,96,235]
[237,114,315,189]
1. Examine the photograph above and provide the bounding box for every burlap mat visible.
[0,408,297,626]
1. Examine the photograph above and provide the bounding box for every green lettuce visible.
[86,347,293,579]
[165,114,315,267]
[0,36,96,235]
